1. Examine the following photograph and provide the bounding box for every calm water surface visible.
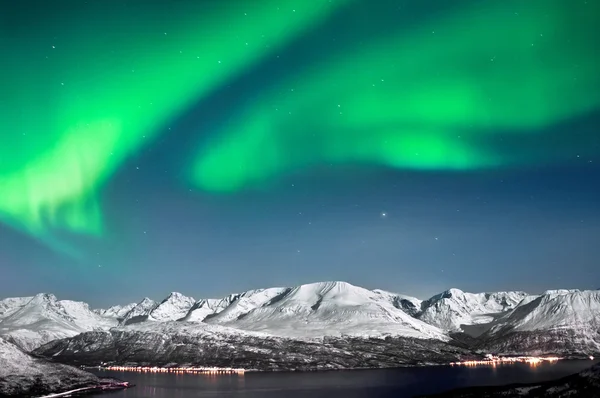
[93,360,598,398]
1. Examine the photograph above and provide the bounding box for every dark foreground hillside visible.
[424,364,600,398]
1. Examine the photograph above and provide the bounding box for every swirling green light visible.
[0,0,350,251]
[192,0,599,192]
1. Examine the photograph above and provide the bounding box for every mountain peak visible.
[138,297,154,304]
[297,281,358,292]
[443,288,464,298]
[31,293,58,303]
[165,292,186,300]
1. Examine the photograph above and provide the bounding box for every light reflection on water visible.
[92,360,598,398]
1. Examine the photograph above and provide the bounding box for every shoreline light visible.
[101,366,245,375]
[450,355,561,367]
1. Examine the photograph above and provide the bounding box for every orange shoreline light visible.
[103,366,245,375]
[450,354,562,367]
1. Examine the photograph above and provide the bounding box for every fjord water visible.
[93,360,597,397]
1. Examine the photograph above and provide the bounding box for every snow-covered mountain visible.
[417,288,528,332]
[205,282,448,340]
[479,289,600,355]
[0,336,99,396]
[1,282,597,360]
[148,292,196,322]
[0,294,115,351]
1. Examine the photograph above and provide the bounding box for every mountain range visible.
[1,282,598,369]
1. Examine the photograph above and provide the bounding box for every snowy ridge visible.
[418,288,528,331]
[94,303,136,319]
[181,299,228,322]
[125,319,272,338]
[120,298,157,325]
[204,287,289,323]
[148,292,195,322]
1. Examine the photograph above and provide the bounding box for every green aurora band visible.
[192,0,600,192]
[0,0,350,251]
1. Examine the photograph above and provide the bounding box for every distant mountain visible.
[425,363,600,397]
[0,336,99,396]
[477,289,600,355]
[417,288,528,332]
[0,294,115,351]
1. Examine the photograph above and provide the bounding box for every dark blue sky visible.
[2,160,599,308]
[1,0,599,308]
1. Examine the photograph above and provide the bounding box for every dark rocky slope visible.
[0,337,99,396]
[35,328,477,371]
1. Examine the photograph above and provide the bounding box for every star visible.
[380,212,387,218]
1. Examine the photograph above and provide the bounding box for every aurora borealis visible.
[1,0,349,250]
[1,0,599,305]
[192,0,599,191]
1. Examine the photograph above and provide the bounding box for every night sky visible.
[1,0,599,308]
